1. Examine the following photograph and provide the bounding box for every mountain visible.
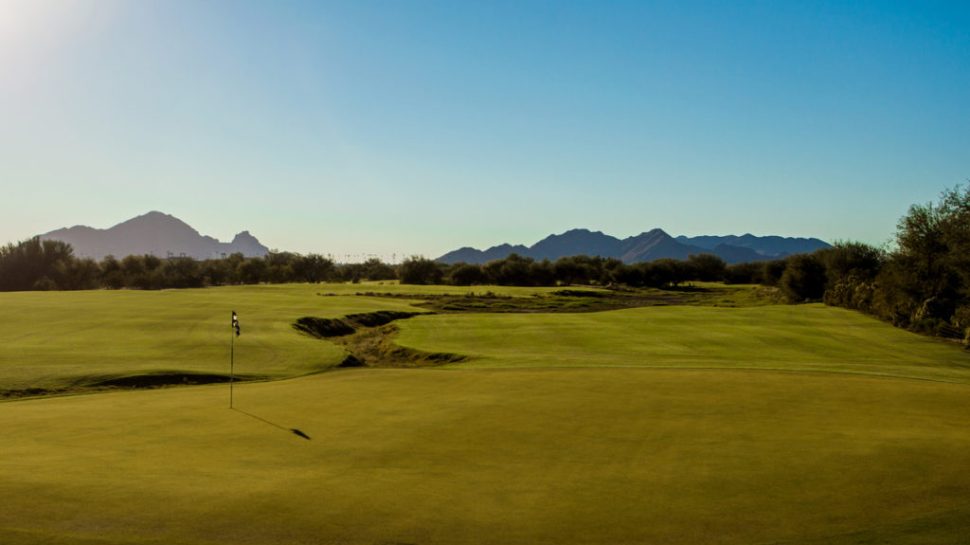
[675,234,830,257]
[40,211,270,260]
[437,229,831,265]
[530,229,620,260]
[619,229,701,262]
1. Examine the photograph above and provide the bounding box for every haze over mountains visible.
[40,212,269,260]
[38,212,829,265]
[438,229,830,265]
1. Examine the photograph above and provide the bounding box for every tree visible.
[647,259,690,288]
[399,256,443,285]
[57,258,101,290]
[553,256,590,285]
[529,259,556,286]
[158,257,203,289]
[293,254,336,283]
[818,242,883,311]
[238,258,268,284]
[484,254,534,286]
[611,263,645,287]
[724,262,764,285]
[874,185,970,330]
[780,254,827,302]
[448,263,486,286]
[100,255,125,289]
[686,254,726,282]
[819,242,883,284]
[762,259,787,287]
[264,252,298,283]
[360,258,396,281]
[0,238,75,291]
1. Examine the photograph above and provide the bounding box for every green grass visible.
[315,280,604,297]
[0,284,429,392]
[1,369,969,545]
[396,304,970,383]
[0,283,771,394]
[3,285,970,544]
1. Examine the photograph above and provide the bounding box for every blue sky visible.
[2,0,968,258]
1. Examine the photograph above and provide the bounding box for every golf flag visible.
[232,311,240,337]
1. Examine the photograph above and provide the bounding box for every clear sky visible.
[2,0,968,258]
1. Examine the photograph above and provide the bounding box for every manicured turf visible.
[3,285,970,544]
[397,304,970,383]
[0,282,602,392]
[1,368,969,545]
[0,284,432,392]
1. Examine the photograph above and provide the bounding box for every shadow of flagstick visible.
[231,408,312,440]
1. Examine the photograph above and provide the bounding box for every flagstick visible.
[230,319,235,409]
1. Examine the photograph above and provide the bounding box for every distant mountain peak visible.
[127,210,178,223]
[438,228,830,265]
[117,210,197,231]
[632,228,671,238]
[40,212,269,260]
[561,227,604,235]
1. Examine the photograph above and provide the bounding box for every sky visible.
[1,0,968,259]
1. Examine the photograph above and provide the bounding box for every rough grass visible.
[396,304,970,383]
[333,324,466,367]
[316,280,603,297]
[362,283,781,313]
[1,369,969,545]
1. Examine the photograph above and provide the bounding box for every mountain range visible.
[40,211,269,260]
[38,212,829,265]
[438,229,830,265]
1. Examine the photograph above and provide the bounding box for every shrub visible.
[399,256,443,285]
[780,254,827,302]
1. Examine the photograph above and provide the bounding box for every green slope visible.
[3,286,970,544]
[0,284,430,392]
[396,304,970,382]
[1,369,969,545]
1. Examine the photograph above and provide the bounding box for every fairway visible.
[0,283,557,394]
[397,304,970,383]
[2,285,970,544]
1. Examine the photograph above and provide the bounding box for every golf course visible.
[2,283,970,544]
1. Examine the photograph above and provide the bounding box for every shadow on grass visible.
[231,408,311,441]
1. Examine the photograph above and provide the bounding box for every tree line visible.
[0,241,727,292]
[2,185,967,343]
[771,185,970,343]
[0,244,380,291]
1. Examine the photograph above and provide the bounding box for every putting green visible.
[1,368,969,545]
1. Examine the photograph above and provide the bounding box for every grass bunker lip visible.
[292,317,357,338]
[86,372,241,389]
[294,311,465,368]
[293,311,425,338]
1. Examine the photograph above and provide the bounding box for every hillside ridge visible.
[40,211,270,260]
[439,229,830,264]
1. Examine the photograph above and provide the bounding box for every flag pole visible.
[230,312,235,409]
